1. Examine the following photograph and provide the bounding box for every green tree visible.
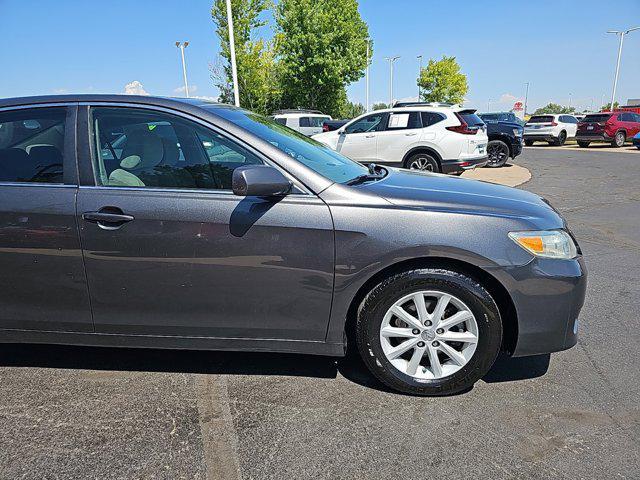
[340,101,366,118]
[533,103,574,115]
[417,56,468,104]
[372,102,389,111]
[275,0,371,117]
[600,101,619,111]
[211,0,280,115]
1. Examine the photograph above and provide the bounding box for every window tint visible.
[273,117,287,126]
[421,112,445,127]
[632,113,640,123]
[583,114,611,123]
[527,116,555,123]
[299,117,311,128]
[0,107,66,184]
[345,113,386,134]
[309,116,328,127]
[91,107,262,190]
[386,112,421,130]
[620,113,633,122]
[459,111,485,127]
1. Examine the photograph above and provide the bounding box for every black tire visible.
[612,131,626,148]
[486,140,510,168]
[524,139,534,146]
[577,140,590,148]
[404,153,440,173]
[355,268,502,396]
[553,131,567,146]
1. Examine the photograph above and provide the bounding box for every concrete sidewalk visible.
[461,163,531,187]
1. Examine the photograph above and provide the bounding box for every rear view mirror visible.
[232,165,293,197]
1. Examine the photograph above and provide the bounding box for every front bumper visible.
[633,137,640,147]
[441,156,488,174]
[511,140,523,158]
[489,255,587,357]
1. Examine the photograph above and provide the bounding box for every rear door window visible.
[299,117,311,128]
[0,107,67,184]
[583,114,611,123]
[386,112,421,130]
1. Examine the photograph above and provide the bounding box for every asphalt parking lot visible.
[1,148,639,479]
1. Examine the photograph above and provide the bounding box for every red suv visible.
[576,112,640,148]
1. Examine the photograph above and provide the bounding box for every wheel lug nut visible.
[412,329,420,335]
[424,321,432,327]
[432,341,440,347]
[436,328,444,334]
[417,341,425,348]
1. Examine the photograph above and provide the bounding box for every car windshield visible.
[210,107,368,184]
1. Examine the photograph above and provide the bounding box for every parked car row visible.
[575,111,640,148]
[522,111,640,148]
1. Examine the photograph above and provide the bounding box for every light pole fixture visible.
[417,55,423,100]
[175,41,190,97]
[607,26,639,111]
[385,56,400,106]
[226,0,240,107]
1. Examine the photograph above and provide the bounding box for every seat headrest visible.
[28,145,63,166]
[120,128,164,171]
[161,137,180,166]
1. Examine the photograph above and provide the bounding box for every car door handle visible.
[83,209,134,230]
[404,132,418,136]
[365,134,376,138]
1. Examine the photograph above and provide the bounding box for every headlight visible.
[508,230,578,259]
[513,128,523,136]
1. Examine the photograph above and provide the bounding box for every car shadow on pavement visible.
[0,344,339,379]
[0,344,550,393]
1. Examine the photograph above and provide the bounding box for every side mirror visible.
[338,128,346,135]
[232,165,293,197]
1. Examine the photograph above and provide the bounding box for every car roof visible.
[0,94,232,111]
[272,112,330,118]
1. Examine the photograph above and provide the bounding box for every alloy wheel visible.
[487,142,509,166]
[379,290,479,380]
[409,157,435,171]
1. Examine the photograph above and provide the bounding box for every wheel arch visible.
[402,146,443,169]
[343,256,519,355]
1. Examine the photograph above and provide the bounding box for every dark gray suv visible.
[0,95,586,395]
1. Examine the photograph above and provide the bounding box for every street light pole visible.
[226,0,240,107]
[175,42,190,97]
[366,41,370,112]
[385,56,400,106]
[568,92,572,109]
[417,55,423,100]
[487,98,492,111]
[607,27,639,111]
[524,82,529,116]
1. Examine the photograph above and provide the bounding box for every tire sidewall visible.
[357,269,502,395]
[614,131,625,147]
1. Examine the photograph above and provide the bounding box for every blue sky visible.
[1,0,639,112]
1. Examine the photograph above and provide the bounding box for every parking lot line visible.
[196,375,242,480]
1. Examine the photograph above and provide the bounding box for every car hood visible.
[357,168,564,227]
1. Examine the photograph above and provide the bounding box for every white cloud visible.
[124,80,149,96]
[53,88,68,94]
[174,85,198,95]
[498,93,521,104]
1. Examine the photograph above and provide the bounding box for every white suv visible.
[311,103,488,174]
[524,114,578,146]
[272,110,331,136]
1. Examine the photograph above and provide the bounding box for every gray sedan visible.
[0,95,586,395]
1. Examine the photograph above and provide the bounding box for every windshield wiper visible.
[346,163,387,186]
